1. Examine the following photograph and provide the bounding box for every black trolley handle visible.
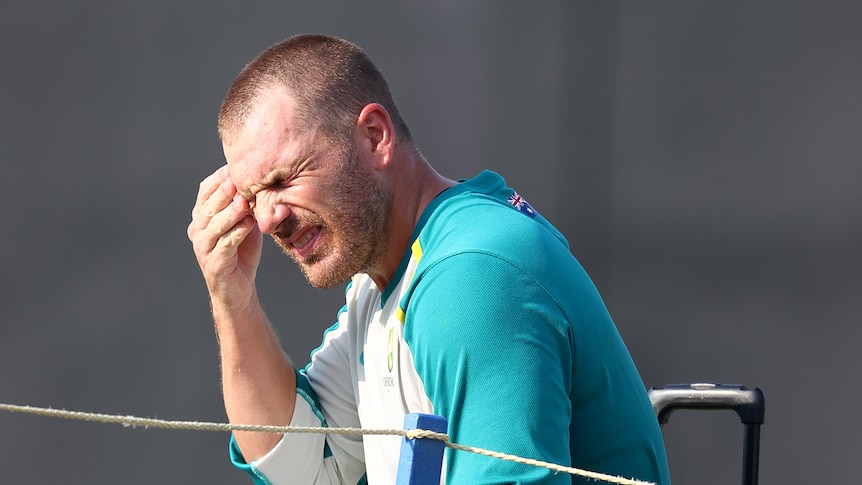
[648,383,765,485]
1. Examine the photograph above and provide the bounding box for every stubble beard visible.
[273,149,393,289]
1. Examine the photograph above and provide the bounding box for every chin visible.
[303,270,352,290]
[298,258,355,289]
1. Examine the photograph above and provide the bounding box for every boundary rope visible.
[0,402,654,485]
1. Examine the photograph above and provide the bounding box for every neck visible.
[367,147,456,290]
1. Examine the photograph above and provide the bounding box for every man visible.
[188,34,670,485]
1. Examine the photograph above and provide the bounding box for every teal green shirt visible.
[231,170,669,485]
[401,170,669,484]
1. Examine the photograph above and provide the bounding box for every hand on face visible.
[187,165,263,311]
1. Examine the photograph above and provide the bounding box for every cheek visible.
[294,186,339,221]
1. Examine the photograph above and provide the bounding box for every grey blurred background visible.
[1,1,859,484]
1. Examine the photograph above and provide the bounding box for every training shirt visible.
[230,170,670,485]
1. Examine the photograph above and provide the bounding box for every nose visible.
[253,200,291,234]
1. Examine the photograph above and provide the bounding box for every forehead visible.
[223,90,307,187]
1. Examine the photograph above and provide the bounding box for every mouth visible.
[290,226,322,257]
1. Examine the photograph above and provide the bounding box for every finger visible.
[191,177,238,235]
[209,194,252,240]
[213,212,258,257]
[195,165,229,208]
[201,213,259,279]
[190,166,231,222]
[192,194,252,256]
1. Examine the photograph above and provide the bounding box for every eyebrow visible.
[242,167,295,202]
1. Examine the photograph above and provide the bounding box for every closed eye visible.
[261,169,295,190]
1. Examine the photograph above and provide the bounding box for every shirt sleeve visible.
[404,252,576,485]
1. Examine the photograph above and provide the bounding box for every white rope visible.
[0,402,654,485]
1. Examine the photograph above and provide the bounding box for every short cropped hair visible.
[218,34,413,146]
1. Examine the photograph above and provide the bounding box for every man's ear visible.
[356,103,394,170]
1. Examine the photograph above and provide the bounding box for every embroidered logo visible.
[508,191,537,218]
[387,327,396,372]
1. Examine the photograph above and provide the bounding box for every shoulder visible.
[403,193,611,342]
[412,203,581,318]
[415,170,568,252]
[419,191,569,273]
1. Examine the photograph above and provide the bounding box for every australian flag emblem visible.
[508,190,537,218]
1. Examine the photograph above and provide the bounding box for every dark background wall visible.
[1,2,859,484]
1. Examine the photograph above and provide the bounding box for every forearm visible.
[189,167,306,468]
[213,295,297,462]
[226,305,367,485]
